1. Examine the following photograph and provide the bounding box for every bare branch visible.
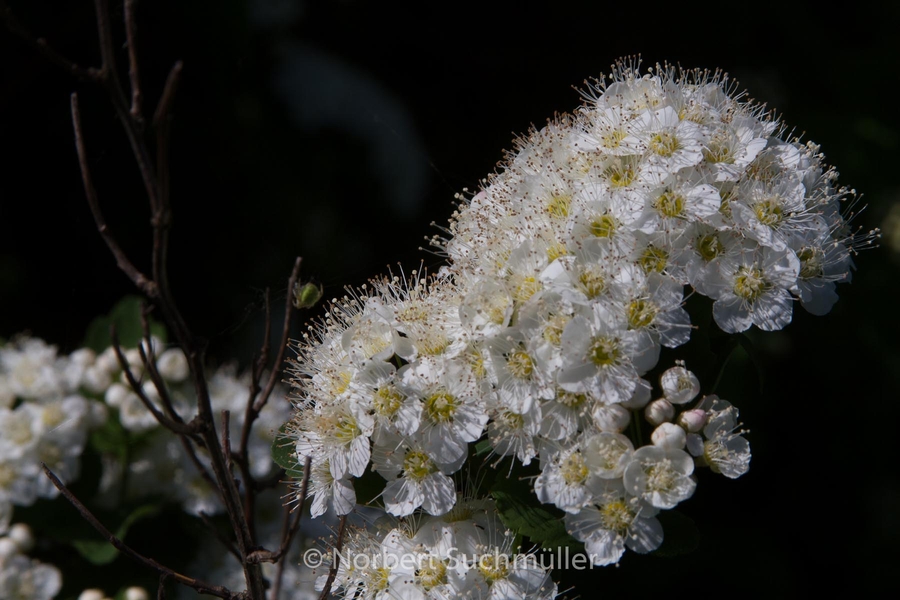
[246,455,311,569]
[42,464,238,600]
[318,516,348,600]
[71,93,157,297]
[110,325,196,435]
[157,574,169,600]
[124,0,143,122]
[0,0,99,80]
[222,410,233,473]
[254,257,303,413]
[199,511,241,561]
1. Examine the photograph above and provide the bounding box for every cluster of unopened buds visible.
[285,60,875,587]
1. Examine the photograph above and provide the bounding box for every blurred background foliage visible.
[1,0,898,597]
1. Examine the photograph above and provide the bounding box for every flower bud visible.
[8,523,33,552]
[104,382,130,408]
[0,538,17,560]
[644,399,674,426]
[651,422,687,450]
[294,281,324,309]
[592,404,630,433]
[125,587,150,600]
[82,365,112,394]
[677,409,707,433]
[95,347,120,374]
[157,348,189,382]
[69,347,96,368]
[78,591,106,600]
[123,349,144,379]
[660,366,700,405]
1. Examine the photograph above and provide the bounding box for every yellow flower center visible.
[403,450,435,482]
[626,299,657,329]
[578,267,606,298]
[590,336,619,366]
[561,452,590,485]
[373,386,403,417]
[697,233,724,262]
[753,198,783,226]
[506,351,534,379]
[733,266,768,301]
[654,190,685,218]
[590,214,619,238]
[546,194,571,218]
[638,246,668,273]
[600,499,634,534]
[649,131,680,157]
[416,556,448,590]
[425,391,457,423]
[477,554,511,583]
[798,246,824,279]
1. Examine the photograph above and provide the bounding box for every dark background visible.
[2,0,899,597]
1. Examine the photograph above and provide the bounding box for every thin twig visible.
[42,464,237,599]
[71,93,157,297]
[0,0,99,80]
[124,0,143,122]
[199,511,241,561]
[254,257,303,413]
[318,516,348,600]
[137,308,192,433]
[222,410,233,473]
[110,326,196,435]
[246,455,311,567]
[157,573,169,600]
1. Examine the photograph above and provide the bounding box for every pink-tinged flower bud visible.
[644,399,674,426]
[651,422,687,450]
[677,409,707,433]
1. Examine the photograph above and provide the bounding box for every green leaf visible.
[89,409,129,462]
[71,504,162,565]
[271,423,304,479]
[489,476,580,551]
[651,509,700,558]
[474,439,493,456]
[83,295,167,353]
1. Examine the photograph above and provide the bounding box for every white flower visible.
[694,395,751,479]
[565,479,662,566]
[707,244,800,333]
[372,437,459,517]
[623,445,696,509]
[308,458,356,518]
[534,443,595,513]
[659,365,700,405]
[403,358,487,464]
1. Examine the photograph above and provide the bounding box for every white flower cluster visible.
[316,499,557,600]
[0,336,107,531]
[286,62,863,569]
[0,523,62,600]
[0,332,291,521]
